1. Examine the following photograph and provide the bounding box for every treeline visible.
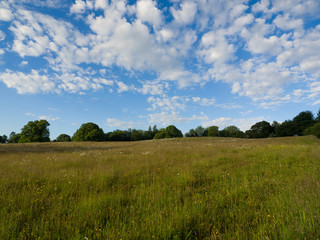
[0,109,320,144]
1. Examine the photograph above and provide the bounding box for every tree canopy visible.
[72,122,105,142]
[19,120,50,143]
[246,121,273,138]
[165,125,183,138]
[56,134,71,142]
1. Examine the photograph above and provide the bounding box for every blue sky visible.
[0,0,320,139]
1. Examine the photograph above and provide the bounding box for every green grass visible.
[0,136,320,239]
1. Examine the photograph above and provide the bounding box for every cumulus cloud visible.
[147,96,187,112]
[192,97,215,106]
[0,7,13,21]
[171,1,197,25]
[148,111,208,126]
[106,118,144,129]
[0,0,319,112]
[0,70,55,94]
[136,0,162,27]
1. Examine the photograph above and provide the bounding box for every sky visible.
[0,0,320,139]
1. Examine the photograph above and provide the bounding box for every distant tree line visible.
[1,109,320,144]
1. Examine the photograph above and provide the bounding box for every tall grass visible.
[0,136,320,239]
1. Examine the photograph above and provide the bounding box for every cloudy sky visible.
[0,0,320,139]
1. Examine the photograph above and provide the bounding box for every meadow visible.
[0,136,319,239]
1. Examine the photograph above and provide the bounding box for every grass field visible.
[0,136,320,239]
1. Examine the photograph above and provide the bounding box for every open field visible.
[0,136,320,239]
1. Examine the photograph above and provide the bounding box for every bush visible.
[56,134,71,142]
[154,132,165,139]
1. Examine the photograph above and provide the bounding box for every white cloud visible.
[70,0,86,14]
[39,115,60,121]
[0,7,13,21]
[0,70,55,94]
[0,30,5,41]
[138,82,167,95]
[171,1,197,25]
[20,60,28,66]
[136,0,162,27]
[148,111,208,126]
[106,118,144,129]
[192,97,215,106]
[116,81,135,93]
[147,96,186,111]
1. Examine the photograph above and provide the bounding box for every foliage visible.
[165,125,183,138]
[195,126,205,137]
[220,125,244,138]
[19,120,50,143]
[0,135,7,143]
[8,132,21,143]
[246,121,273,138]
[185,128,197,137]
[56,134,71,142]
[276,120,295,137]
[107,130,130,141]
[72,122,105,142]
[207,126,219,137]
[154,131,165,139]
[130,130,144,141]
[292,111,315,136]
[303,122,320,138]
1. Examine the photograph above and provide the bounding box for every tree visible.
[207,126,219,137]
[195,126,205,137]
[56,134,71,142]
[303,122,320,138]
[276,120,295,137]
[292,111,315,136]
[165,125,183,138]
[72,122,105,142]
[316,109,320,122]
[130,130,144,141]
[107,130,130,141]
[19,120,50,143]
[221,125,244,138]
[185,128,197,137]
[0,135,7,143]
[154,131,165,139]
[247,121,273,138]
[8,132,21,143]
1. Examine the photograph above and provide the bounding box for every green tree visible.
[185,128,197,137]
[207,126,219,137]
[108,130,130,141]
[130,130,144,141]
[19,120,50,143]
[316,109,320,122]
[303,122,320,138]
[72,122,105,142]
[221,125,244,138]
[165,125,183,138]
[8,132,21,143]
[247,121,273,138]
[292,111,315,136]
[276,120,295,137]
[195,126,205,137]
[0,135,7,143]
[154,131,165,139]
[56,134,71,142]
